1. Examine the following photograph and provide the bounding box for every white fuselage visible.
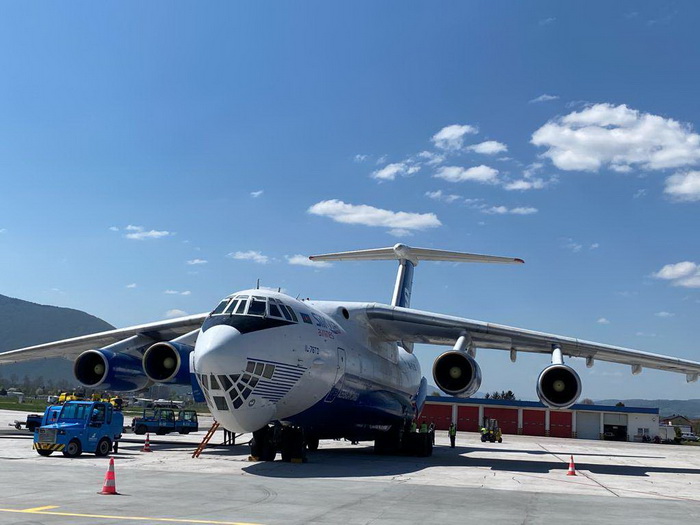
[192,290,422,436]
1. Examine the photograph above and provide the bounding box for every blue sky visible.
[0,1,698,399]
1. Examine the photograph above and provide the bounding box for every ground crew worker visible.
[429,421,435,444]
[420,421,428,433]
[410,420,417,432]
[449,422,457,448]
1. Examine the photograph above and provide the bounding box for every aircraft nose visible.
[193,324,276,432]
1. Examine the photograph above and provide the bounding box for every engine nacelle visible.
[432,351,482,398]
[536,364,582,409]
[142,342,193,384]
[74,349,150,392]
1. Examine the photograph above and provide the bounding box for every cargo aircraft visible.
[2,245,700,460]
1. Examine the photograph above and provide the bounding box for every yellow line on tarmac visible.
[0,508,262,525]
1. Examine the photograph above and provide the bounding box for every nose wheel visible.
[250,424,308,463]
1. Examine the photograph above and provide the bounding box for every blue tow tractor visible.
[33,401,124,457]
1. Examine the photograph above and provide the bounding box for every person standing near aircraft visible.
[449,422,457,448]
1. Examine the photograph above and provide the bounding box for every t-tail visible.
[310,243,524,308]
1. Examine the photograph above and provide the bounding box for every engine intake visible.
[142,342,193,384]
[432,351,482,398]
[74,349,150,392]
[536,364,581,409]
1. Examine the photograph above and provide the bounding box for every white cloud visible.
[425,190,462,203]
[164,290,191,295]
[653,261,700,288]
[597,318,610,324]
[126,283,137,289]
[165,309,188,319]
[431,124,478,151]
[539,17,556,26]
[467,141,508,155]
[590,243,600,250]
[655,311,675,318]
[483,206,538,215]
[124,225,172,240]
[532,103,700,172]
[180,291,191,296]
[417,151,446,166]
[530,94,559,104]
[109,226,119,232]
[308,199,441,231]
[375,155,388,165]
[250,190,264,198]
[353,154,368,162]
[503,178,547,191]
[286,255,332,268]
[228,250,270,264]
[372,162,420,181]
[633,189,648,199]
[187,259,208,265]
[434,165,499,184]
[664,171,700,202]
[563,239,583,253]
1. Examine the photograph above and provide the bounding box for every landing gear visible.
[280,426,306,463]
[374,425,433,457]
[250,426,276,461]
[306,436,319,452]
[250,424,308,462]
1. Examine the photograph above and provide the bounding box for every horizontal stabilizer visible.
[310,243,524,266]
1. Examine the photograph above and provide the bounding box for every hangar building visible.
[419,396,659,441]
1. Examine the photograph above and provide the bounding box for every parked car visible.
[681,432,699,442]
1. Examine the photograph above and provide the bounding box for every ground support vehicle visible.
[33,401,123,457]
[132,408,176,435]
[11,414,43,432]
[175,410,199,434]
[480,419,503,443]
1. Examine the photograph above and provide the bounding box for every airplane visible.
[2,244,700,461]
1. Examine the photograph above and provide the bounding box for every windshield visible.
[59,403,89,422]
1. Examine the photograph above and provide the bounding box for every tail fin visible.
[310,244,524,308]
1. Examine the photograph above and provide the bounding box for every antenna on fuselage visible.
[309,244,524,309]
[256,278,260,289]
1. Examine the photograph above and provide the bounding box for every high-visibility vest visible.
[449,426,456,436]
[410,422,417,432]
[420,423,428,433]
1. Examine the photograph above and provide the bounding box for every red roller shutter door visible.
[457,406,479,432]
[522,410,546,436]
[484,407,518,434]
[419,403,452,430]
[550,411,572,438]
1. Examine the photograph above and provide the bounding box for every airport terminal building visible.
[419,396,659,441]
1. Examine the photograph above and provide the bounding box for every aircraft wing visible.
[365,304,700,379]
[0,313,208,364]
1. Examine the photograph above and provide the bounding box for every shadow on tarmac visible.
[242,444,700,479]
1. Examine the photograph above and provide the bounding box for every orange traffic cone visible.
[567,455,577,476]
[99,457,120,495]
[141,433,152,452]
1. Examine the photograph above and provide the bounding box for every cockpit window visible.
[225,298,240,314]
[248,296,267,316]
[234,297,249,314]
[210,299,230,316]
[269,302,283,319]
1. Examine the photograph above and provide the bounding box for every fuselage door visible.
[324,347,346,403]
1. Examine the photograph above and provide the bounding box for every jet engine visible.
[432,351,482,398]
[74,349,150,391]
[142,342,193,384]
[536,364,581,409]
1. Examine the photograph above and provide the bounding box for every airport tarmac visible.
[1,409,700,524]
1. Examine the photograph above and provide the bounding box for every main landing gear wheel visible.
[374,426,402,455]
[306,436,319,452]
[281,426,306,463]
[250,426,276,462]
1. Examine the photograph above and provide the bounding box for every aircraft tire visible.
[306,436,319,452]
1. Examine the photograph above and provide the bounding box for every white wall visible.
[627,413,659,439]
